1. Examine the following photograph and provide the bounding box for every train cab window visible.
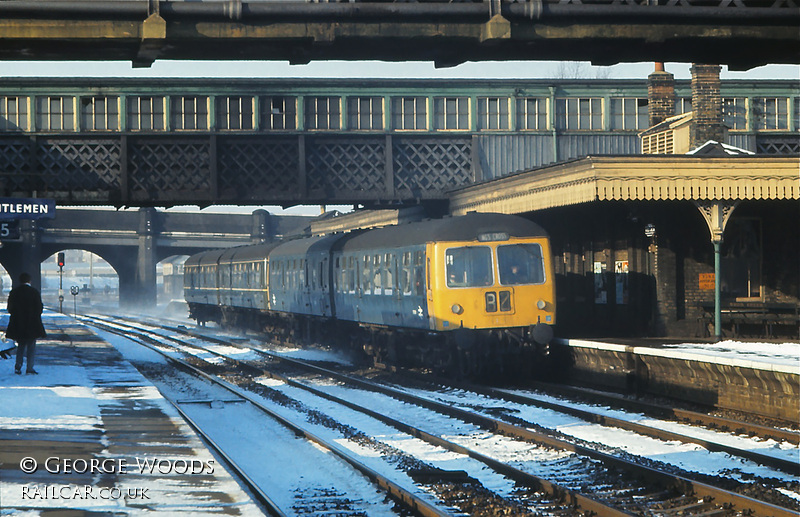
[446,246,493,288]
[498,244,545,285]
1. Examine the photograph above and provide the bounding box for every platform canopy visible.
[448,155,800,215]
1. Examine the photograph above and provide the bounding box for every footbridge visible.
[0,208,312,306]
[0,1,798,70]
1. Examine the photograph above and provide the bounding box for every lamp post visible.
[57,251,65,313]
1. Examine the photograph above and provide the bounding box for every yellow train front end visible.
[426,234,556,345]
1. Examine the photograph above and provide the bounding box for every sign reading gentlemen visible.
[0,198,55,220]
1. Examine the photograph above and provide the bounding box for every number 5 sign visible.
[0,220,20,240]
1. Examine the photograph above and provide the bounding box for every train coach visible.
[184,212,556,376]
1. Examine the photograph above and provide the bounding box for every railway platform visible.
[0,311,264,516]
[553,337,800,423]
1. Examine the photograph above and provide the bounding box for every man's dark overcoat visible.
[5,284,46,342]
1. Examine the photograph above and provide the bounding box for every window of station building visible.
[80,96,119,131]
[675,97,692,115]
[260,96,297,131]
[0,96,29,131]
[752,97,789,130]
[216,96,254,130]
[347,96,383,130]
[35,96,75,131]
[433,97,470,131]
[555,97,602,130]
[392,97,427,131]
[609,98,649,131]
[171,96,209,130]
[477,97,509,130]
[794,97,800,132]
[128,96,165,131]
[723,98,747,130]
[305,96,341,130]
[721,218,762,300]
[515,97,548,130]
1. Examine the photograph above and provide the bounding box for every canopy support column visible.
[693,200,739,340]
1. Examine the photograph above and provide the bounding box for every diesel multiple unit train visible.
[184,212,556,375]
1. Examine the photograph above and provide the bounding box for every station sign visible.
[0,220,20,240]
[0,198,55,220]
[698,273,715,290]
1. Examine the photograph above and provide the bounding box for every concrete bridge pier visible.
[120,208,158,309]
[7,220,44,291]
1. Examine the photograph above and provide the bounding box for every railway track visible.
[78,315,448,516]
[80,313,800,516]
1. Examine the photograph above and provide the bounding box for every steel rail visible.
[87,315,634,516]
[229,342,800,517]
[89,314,799,517]
[443,384,800,475]
[80,315,451,517]
[517,380,800,444]
[153,387,288,517]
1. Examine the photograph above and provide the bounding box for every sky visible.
[2,59,799,80]
[3,59,797,216]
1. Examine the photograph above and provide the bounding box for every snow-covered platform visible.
[0,312,263,516]
[553,337,800,422]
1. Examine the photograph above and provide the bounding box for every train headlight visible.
[451,304,464,315]
[536,299,547,310]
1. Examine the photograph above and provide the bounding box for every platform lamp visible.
[57,252,65,313]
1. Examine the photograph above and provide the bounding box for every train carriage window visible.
[373,255,383,294]
[386,254,395,296]
[348,258,356,293]
[498,244,545,285]
[362,258,372,294]
[400,268,411,295]
[414,266,425,296]
[446,246,493,288]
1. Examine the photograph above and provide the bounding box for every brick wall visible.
[648,68,676,127]
[690,63,724,147]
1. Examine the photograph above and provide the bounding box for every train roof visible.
[332,212,548,253]
[184,248,227,268]
[219,242,283,263]
[269,233,345,257]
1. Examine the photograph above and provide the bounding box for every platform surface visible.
[557,337,800,374]
[0,312,264,516]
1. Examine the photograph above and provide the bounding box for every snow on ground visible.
[663,339,800,370]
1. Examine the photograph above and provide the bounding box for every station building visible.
[451,65,799,340]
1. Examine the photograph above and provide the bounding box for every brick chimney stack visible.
[690,63,724,148]
[647,62,675,127]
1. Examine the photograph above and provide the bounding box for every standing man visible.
[6,272,46,375]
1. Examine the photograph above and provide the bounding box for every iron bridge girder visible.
[0,1,797,69]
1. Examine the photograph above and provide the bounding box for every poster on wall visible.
[593,261,607,304]
[615,260,629,305]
